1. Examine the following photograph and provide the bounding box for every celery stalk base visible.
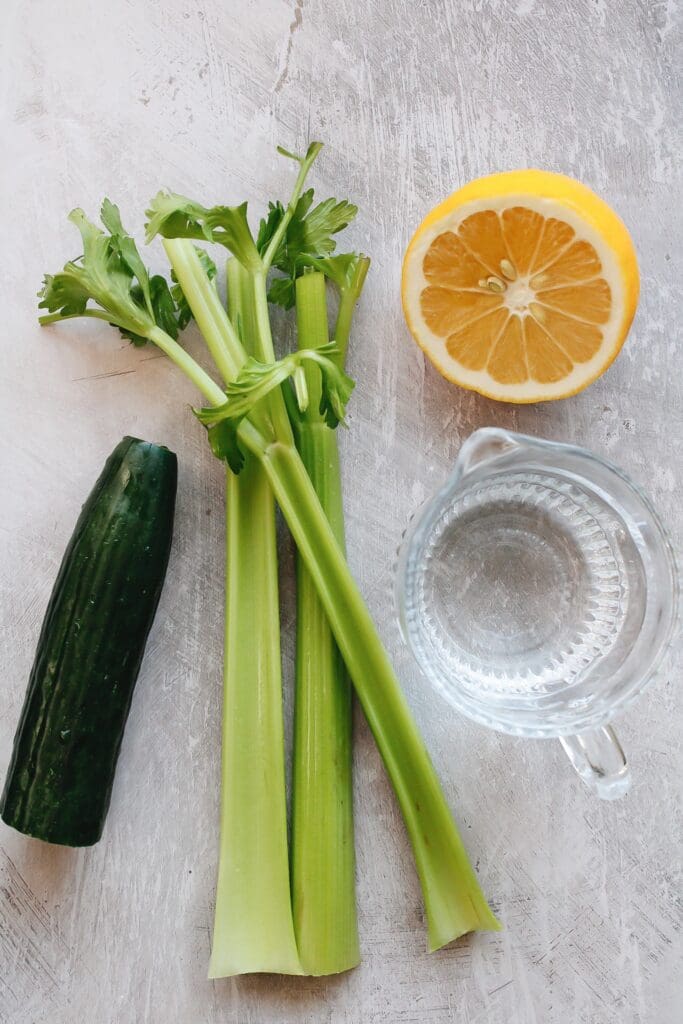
[292,423,359,974]
[209,463,302,978]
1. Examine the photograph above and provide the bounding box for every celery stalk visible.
[208,261,301,977]
[210,459,302,977]
[166,240,501,952]
[330,257,371,365]
[291,272,359,974]
[260,441,500,949]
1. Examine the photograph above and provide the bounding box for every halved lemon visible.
[402,170,639,402]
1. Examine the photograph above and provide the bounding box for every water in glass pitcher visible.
[409,468,648,700]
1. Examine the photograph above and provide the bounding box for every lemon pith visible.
[402,170,639,403]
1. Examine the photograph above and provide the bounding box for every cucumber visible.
[0,436,177,846]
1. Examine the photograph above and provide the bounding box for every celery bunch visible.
[38,143,500,979]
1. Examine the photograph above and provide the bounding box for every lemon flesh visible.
[402,170,639,403]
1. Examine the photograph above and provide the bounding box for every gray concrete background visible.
[1,1,680,1021]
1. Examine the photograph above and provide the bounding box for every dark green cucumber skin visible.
[0,437,177,847]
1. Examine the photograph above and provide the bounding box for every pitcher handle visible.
[559,726,630,800]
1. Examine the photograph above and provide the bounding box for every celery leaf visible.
[303,253,369,294]
[207,419,245,474]
[146,193,261,269]
[314,349,355,429]
[267,275,296,310]
[259,191,357,270]
[260,190,358,309]
[194,345,354,472]
[145,191,212,243]
[39,205,180,345]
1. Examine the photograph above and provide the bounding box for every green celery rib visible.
[331,257,370,366]
[260,442,501,951]
[166,239,501,953]
[208,259,301,978]
[291,272,359,975]
[210,461,301,977]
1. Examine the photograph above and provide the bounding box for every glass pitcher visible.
[397,428,678,798]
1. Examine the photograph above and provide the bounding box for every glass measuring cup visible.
[397,428,678,798]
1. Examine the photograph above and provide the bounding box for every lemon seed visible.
[499,258,517,280]
[486,276,506,293]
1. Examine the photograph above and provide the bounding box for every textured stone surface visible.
[0,1,680,1021]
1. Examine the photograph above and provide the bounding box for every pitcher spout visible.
[453,427,523,480]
